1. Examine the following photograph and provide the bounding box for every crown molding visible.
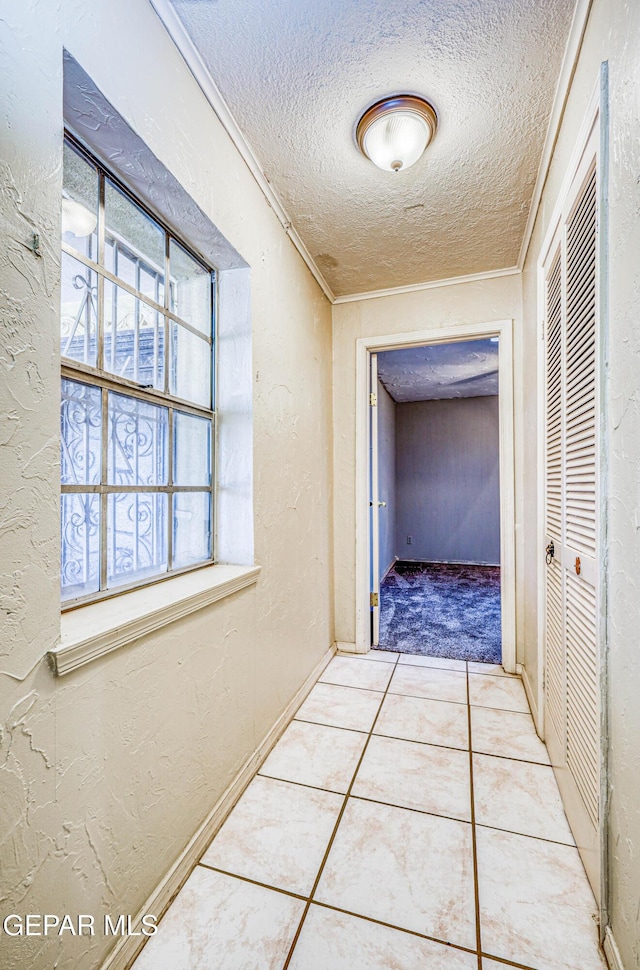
[148,0,335,303]
[333,266,521,305]
[517,0,594,269]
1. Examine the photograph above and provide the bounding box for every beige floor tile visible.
[288,905,478,970]
[471,706,550,764]
[468,662,518,677]
[353,735,471,821]
[320,655,394,691]
[131,867,304,970]
[481,962,531,969]
[315,798,476,951]
[398,654,467,671]
[295,682,383,732]
[473,754,574,844]
[200,776,342,895]
[362,649,400,662]
[390,664,468,704]
[375,692,469,750]
[259,720,367,793]
[477,828,607,970]
[468,673,529,713]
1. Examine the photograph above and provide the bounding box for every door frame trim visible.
[355,319,517,673]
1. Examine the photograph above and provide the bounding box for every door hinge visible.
[369,392,377,406]
[370,592,379,607]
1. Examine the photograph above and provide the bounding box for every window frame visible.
[60,131,217,611]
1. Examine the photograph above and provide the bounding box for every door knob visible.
[378,501,387,508]
[545,541,555,564]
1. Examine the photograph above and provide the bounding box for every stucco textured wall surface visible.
[0,2,333,968]
[521,0,640,963]
[332,274,523,648]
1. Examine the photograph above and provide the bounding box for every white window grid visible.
[61,133,216,608]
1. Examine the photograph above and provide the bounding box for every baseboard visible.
[395,558,500,568]
[101,642,336,970]
[335,640,363,654]
[380,559,396,582]
[604,926,625,970]
[517,662,539,725]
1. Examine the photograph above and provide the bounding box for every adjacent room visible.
[372,339,502,664]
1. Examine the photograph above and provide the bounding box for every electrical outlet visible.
[406,535,413,545]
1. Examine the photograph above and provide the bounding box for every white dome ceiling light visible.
[62,197,97,238]
[355,95,438,173]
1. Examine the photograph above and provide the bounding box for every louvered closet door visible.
[544,161,600,901]
[544,250,565,760]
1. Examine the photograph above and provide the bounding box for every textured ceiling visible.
[377,340,499,401]
[169,0,576,297]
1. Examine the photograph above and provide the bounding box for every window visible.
[60,135,215,606]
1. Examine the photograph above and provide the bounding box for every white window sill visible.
[49,564,261,677]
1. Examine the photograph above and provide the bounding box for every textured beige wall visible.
[0,2,333,968]
[332,275,524,649]
[521,0,640,963]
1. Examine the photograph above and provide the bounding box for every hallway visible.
[132,652,606,970]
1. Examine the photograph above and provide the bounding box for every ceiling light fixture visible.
[356,95,438,173]
[62,197,97,238]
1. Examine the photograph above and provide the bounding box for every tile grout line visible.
[471,821,575,849]
[385,690,530,716]
[197,861,481,961]
[316,678,530,716]
[316,680,386,694]
[311,899,478,960]
[254,774,474,822]
[480,954,542,970]
[462,747,551,768]
[291,716,389,735]
[280,652,402,969]
[291,719,470,751]
[467,661,484,970]
[250,775,575,848]
[293,715,551,766]
[200,854,553,970]
[197,861,309,901]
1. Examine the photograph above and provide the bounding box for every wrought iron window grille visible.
[60,132,216,609]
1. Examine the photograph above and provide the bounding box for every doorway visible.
[355,321,516,673]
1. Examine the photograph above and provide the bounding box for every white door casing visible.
[369,353,380,646]
[355,319,516,672]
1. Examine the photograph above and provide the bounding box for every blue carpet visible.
[378,561,501,663]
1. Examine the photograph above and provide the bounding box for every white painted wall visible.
[376,379,396,580]
[395,396,500,565]
[521,0,640,961]
[332,274,523,648]
[0,3,333,969]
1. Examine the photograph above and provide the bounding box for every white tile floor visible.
[132,652,608,970]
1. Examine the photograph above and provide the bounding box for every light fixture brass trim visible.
[356,95,438,168]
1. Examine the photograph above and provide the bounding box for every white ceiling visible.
[168,0,576,298]
[377,340,499,401]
